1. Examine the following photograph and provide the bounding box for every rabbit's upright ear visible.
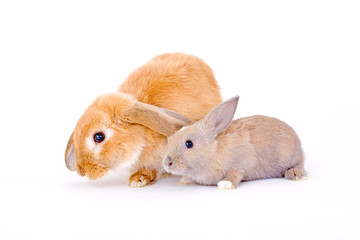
[120,102,192,137]
[65,132,76,171]
[202,96,239,137]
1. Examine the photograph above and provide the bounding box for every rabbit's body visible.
[65,53,222,187]
[190,115,304,186]
[118,53,221,120]
[163,97,306,190]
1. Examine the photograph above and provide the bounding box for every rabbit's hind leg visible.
[285,164,306,181]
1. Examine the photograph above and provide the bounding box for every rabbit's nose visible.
[165,156,173,167]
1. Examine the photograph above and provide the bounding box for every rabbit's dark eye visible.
[93,132,105,143]
[185,140,193,149]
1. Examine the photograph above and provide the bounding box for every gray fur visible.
[163,96,306,190]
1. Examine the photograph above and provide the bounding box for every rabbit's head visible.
[163,96,239,176]
[65,92,191,179]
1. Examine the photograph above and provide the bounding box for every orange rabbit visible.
[65,53,222,187]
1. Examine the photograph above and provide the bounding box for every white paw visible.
[217,180,235,190]
[294,175,307,181]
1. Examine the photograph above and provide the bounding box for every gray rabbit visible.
[163,96,306,190]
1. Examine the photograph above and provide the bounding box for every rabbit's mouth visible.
[163,156,188,176]
[76,161,108,180]
[163,156,180,174]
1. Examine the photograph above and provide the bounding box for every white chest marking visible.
[120,143,144,170]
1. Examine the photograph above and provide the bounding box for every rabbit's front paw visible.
[217,180,235,190]
[129,169,157,187]
[178,176,195,185]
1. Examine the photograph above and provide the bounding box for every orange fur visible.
[65,53,222,186]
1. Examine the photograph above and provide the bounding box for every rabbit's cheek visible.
[170,160,188,174]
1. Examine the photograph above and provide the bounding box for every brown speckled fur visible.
[65,53,222,186]
[163,96,306,190]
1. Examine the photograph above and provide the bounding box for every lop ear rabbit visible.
[65,53,222,187]
[163,96,306,190]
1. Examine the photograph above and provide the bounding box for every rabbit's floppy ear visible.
[120,101,192,137]
[65,132,76,171]
[202,96,239,137]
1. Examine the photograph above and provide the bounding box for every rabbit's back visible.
[221,115,304,181]
[119,53,222,121]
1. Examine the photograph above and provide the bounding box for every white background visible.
[1,1,359,239]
